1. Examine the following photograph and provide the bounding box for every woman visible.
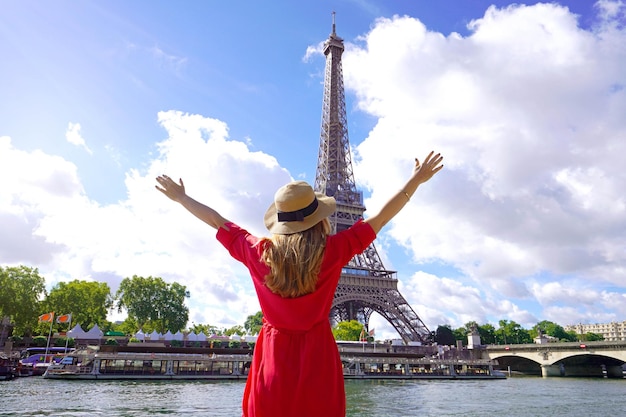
[155,151,443,417]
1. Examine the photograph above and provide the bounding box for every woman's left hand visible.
[155,175,187,202]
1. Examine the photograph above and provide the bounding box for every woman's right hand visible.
[412,151,444,185]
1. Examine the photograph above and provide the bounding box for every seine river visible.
[2,377,625,416]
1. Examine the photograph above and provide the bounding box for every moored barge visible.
[44,345,250,380]
[342,351,505,379]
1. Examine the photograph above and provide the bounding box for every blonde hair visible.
[261,218,331,298]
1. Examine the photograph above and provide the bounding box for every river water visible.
[1,376,625,416]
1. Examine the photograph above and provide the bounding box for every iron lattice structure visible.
[314,16,432,344]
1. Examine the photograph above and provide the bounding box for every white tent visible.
[133,329,145,341]
[67,324,87,339]
[187,332,198,342]
[196,332,207,342]
[148,330,160,340]
[83,324,103,338]
[163,330,174,340]
[172,331,183,341]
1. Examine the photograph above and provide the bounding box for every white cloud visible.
[594,0,625,21]
[0,112,291,330]
[65,122,93,154]
[343,2,626,326]
[150,46,188,75]
[303,41,325,63]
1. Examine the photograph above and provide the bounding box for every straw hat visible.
[264,181,336,235]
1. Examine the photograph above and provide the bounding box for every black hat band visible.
[276,198,319,222]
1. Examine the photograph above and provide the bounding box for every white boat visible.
[341,353,506,379]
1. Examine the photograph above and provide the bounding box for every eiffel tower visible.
[314,14,432,344]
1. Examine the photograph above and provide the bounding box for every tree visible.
[457,321,478,345]
[497,320,532,344]
[112,317,140,335]
[45,280,112,330]
[452,322,497,345]
[496,320,509,344]
[332,320,364,341]
[115,275,190,333]
[452,326,468,342]
[0,265,47,336]
[580,332,604,342]
[477,323,497,345]
[244,311,263,335]
[225,325,245,336]
[158,281,190,332]
[534,320,576,342]
[434,325,456,346]
[189,323,222,336]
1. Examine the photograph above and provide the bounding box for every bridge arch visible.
[489,355,541,376]
[485,341,626,378]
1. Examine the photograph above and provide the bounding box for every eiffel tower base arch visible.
[331,280,432,345]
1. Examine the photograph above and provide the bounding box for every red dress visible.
[217,220,376,417]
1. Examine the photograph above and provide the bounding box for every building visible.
[564,321,626,341]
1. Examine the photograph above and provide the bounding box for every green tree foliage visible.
[45,279,112,330]
[0,265,47,336]
[434,325,456,346]
[457,321,478,345]
[580,332,604,342]
[53,337,75,348]
[449,321,497,345]
[115,275,190,333]
[477,323,497,345]
[225,325,245,336]
[439,320,607,346]
[514,321,532,344]
[112,317,141,335]
[332,320,364,341]
[32,335,47,347]
[497,320,532,344]
[533,320,578,342]
[452,326,468,342]
[188,323,222,336]
[244,311,263,335]
[534,320,577,342]
[459,321,478,334]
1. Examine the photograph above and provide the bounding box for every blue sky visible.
[1,0,625,340]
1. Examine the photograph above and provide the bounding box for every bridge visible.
[481,340,626,378]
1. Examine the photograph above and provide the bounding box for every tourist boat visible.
[341,351,506,379]
[44,344,505,381]
[337,340,505,379]
[44,345,251,380]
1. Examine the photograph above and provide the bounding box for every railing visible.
[486,340,626,351]
[46,364,93,375]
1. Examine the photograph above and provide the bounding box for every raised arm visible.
[364,151,443,234]
[155,175,230,230]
